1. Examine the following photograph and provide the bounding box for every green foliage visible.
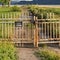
[0,7,11,12]
[0,7,21,12]
[35,48,60,60]
[26,23,35,29]
[0,0,11,6]
[0,41,17,60]
[11,6,21,12]
[28,6,60,19]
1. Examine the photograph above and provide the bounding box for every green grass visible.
[35,48,60,60]
[0,6,21,12]
[0,41,17,60]
[0,7,21,18]
[0,7,11,12]
[0,12,21,18]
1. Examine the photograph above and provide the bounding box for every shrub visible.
[0,41,17,60]
[28,6,60,19]
[11,6,21,12]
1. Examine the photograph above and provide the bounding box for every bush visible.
[35,48,60,60]
[28,6,60,19]
[11,6,21,12]
[0,41,17,60]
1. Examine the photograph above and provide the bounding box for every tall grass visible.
[0,41,17,60]
[35,48,60,60]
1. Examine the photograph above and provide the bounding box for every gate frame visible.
[34,16,39,47]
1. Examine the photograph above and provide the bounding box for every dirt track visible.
[17,48,39,60]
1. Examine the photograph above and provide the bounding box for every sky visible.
[12,0,33,1]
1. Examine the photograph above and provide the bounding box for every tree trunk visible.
[2,3,4,7]
[8,1,10,7]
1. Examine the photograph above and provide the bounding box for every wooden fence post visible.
[34,16,38,47]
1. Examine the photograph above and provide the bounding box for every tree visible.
[8,0,11,7]
[0,0,5,6]
[0,0,11,7]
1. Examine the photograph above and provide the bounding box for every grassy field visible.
[0,6,21,12]
[0,6,21,18]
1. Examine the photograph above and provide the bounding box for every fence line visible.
[0,13,33,20]
[38,20,60,41]
[0,12,56,19]
[0,13,60,45]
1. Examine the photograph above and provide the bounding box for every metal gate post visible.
[34,16,38,47]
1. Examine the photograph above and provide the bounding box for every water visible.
[11,0,60,5]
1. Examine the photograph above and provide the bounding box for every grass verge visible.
[35,47,60,60]
[0,41,17,60]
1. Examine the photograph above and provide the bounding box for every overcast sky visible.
[12,0,33,1]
